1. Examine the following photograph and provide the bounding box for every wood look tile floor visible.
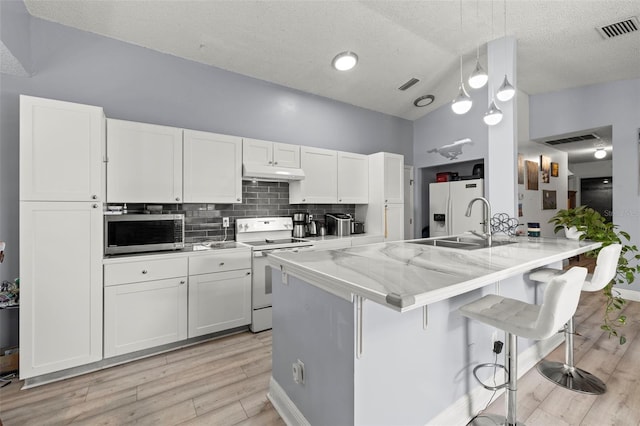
[2,281,639,424]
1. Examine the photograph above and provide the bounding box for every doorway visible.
[580,177,613,222]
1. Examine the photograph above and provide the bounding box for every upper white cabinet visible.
[107,119,183,203]
[20,201,103,378]
[243,138,300,168]
[289,147,338,204]
[184,130,242,203]
[383,153,404,204]
[337,151,368,204]
[20,95,105,202]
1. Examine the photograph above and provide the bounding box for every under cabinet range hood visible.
[242,163,305,181]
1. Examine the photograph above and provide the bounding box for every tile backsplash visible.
[110,181,355,243]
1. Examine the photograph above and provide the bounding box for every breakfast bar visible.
[266,236,601,425]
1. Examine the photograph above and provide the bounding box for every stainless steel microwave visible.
[104,214,185,255]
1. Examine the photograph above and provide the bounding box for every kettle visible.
[308,220,318,236]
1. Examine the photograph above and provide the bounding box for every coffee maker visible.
[292,212,308,238]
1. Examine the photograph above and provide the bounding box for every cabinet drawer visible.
[104,257,188,286]
[189,251,251,275]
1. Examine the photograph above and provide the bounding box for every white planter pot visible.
[564,226,584,240]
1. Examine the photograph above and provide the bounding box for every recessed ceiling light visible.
[332,51,358,71]
[594,148,607,159]
[414,95,435,107]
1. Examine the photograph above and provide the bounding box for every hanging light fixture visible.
[451,0,472,114]
[468,0,488,89]
[483,99,503,125]
[496,0,515,102]
[452,56,473,114]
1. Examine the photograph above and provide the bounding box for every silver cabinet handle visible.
[91,195,98,200]
[142,270,148,274]
[302,198,306,202]
[219,262,225,266]
[92,204,98,208]
[175,197,180,202]
[246,271,251,276]
[268,160,273,164]
[179,280,185,285]
[236,198,241,202]
[339,199,342,202]
[274,161,278,165]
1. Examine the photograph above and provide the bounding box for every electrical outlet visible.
[222,217,229,228]
[292,359,305,384]
[309,214,313,221]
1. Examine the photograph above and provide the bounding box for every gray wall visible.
[529,78,640,290]
[0,0,412,346]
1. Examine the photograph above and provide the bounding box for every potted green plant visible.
[549,206,640,344]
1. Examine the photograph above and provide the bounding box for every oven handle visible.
[253,246,312,257]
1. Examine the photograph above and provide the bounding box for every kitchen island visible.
[266,236,600,425]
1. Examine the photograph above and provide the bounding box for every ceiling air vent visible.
[545,133,599,146]
[596,16,639,39]
[398,78,420,91]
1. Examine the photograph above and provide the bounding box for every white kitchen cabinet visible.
[20,95,105,202]
[106,119,183,203]
[19,201,103,379]
[104,277,188,357]
[337,151,368,204]
[289,147,338,204]
[184,130,242,203]
[243,138,300,168]
[383,153,404,204]
[355,152,405,241]
[188,250,251,338]
[104,256,188,358]
[188,269,251,337]
[384,203,405,242]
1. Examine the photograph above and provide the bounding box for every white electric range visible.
[236,217,313,332]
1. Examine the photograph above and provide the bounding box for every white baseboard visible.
[615,287,640,302]
[267,377,311,426]
[426,332,564,426]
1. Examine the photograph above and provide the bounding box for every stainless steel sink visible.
[407,236,516,250]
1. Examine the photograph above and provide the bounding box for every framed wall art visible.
[540,155,551,183]
[551,162,559,177]
[543,190,557,210]
[518,154,524,184]
[526,160,538,190]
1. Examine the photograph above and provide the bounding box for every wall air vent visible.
[596,16,639,39]
[545,134,599,146]
[398,78,420,91]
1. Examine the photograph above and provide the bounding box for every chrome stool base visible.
[537,360,606,395]
[469,413,525,426]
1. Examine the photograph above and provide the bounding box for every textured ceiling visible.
[23,0,640,121]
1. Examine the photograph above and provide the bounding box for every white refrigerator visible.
[429,179,484,237]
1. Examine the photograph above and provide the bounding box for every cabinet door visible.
[19,201,103,379]
[337,152,368,204]
[290,147,337,203]
[384,203,404,242]
[384,153,404,204]
[243,138,273,166]
[104,277,188,358]
[107,119,183,203]
[273,142,300,168]
[20,95,104,202]
[188,270,251,338]
[184,130,242,203]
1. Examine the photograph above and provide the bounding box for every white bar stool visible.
[528,243,621,395]
[460,267,588,426]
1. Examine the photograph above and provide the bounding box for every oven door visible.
[251,246,313,309]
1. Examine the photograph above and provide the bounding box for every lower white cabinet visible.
[19,201,103,379]
[104,256,188,358]
[385,203,404,241]
[188,269,251,338]
[104,277,188,358]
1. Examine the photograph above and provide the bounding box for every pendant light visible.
[483,99,503,125]
[496,0,515,102]
[452,56,473,114]
[451,0,472,115]
[468,0,488,89]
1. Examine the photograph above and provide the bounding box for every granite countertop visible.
[267,235,601,312]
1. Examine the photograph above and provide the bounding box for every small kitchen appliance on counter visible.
[236,217,312,332]
[326,213,351,236]
[292,212,308,238]
[351,221,365,234]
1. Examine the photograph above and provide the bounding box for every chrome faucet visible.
[465,197,492,247]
